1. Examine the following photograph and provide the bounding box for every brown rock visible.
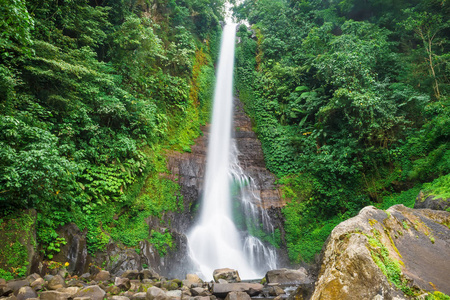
[6,280,29,295]
[145,286,168,300]
[73,285,106,300]
[265,269,309,285]
[122,270,139,280]
[47,275,66,290]
[106,285,121,295]
[224,292,251,300]
[190,288,209,297]
[25,274,41,285]
[30,278,45,291]
[130,292,147,300]
[94,270,110,282]
[40,290,72,300]
[0,285,13,297]
[211,283,263,297]
[268,286,285,296]
[115,277,131,291]
[213,269,241,283]
[110,296,130,300]
[16,286,37,300]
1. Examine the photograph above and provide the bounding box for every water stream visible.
[186,23,277,281]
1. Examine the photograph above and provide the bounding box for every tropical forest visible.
[0,0,449,298]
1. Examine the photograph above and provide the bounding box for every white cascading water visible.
[187,24,277,280]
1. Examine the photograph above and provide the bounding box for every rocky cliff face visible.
[304,205,450,300]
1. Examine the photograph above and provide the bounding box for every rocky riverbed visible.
[0,268,313,300]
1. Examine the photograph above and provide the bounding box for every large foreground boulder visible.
[308,205,450,300]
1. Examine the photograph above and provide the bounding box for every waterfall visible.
[186,24,277,280]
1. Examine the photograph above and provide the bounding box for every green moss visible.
[426,292,450,300]
[423,174,450,200]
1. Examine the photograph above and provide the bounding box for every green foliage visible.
[423,174,450,200]
[0,0,222,262]
[234,0,450,264]
[426,292,450,300]
[149,229,173,257]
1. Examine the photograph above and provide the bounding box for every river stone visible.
[43,275,54,282]
[115,277,131,290]
[190,288,209,297]
[16,286,37,300]
[213,269,241,283]
[224,292,251,300]
[122,270,140,280]
[140,269,160,281]
[40,290,72,300]
[131,292,147,300]
[94,270,111,282]
[25,274,41,285]
[73,285,106,300]
[166,290,182,299]
[110,296,130,300]
[265,268,308,285]
[48,275,66,290]
[185,274,201,283]
[211,283,263,297]
[268,286,285,296]
[146,286,168,300]
[310,205,450,299]
[106,285,121,295]
[0,285,13,297]
[30,278,44,291]
[7,280,29,295]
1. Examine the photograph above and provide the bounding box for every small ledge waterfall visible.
[186,24,277,280]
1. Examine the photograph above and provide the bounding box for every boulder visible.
[25,274,41,285]
[110,296,130,300]
[265,269,309,285]
[166,290,182,299]
[146,286,168,300]
[309,205,450,299]
[268,286,285,296]
[30,278,44,291]
[40,290,73,300]
[16,286,37,300]
[57,287,80,296]
[115,277,131,290]
[94,270,111,282]
[0,285,13,297]
[0,279,6,285]
[213,269,241,283]
[7,280,29,296]
[211,283,263,297]
[122,270,140,280]
[130,292,147,300]
[415,191,450,211]
[185,274,201,284]
[224,292,251,300]
[47,275,66,290]
[162,281,178,291]
[105,285,121,295]
[140,269,160,281]
[190,288,209,297]
[73,285,106,300]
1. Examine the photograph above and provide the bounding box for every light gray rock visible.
[190,288,209,297]
[25,274,41,285]
[16,286,37,300]
[146,287,168,300]
[73,285,106,300]
[213,269,241,283]
[185,274,201,284]
[0,284,13,297]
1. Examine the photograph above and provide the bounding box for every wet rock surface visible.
[308,205,450,299]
